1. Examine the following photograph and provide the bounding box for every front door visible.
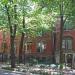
[66,54,73,67]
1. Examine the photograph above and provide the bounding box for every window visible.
[62,37,72,50]
[2,42,7,49]
[37,42,45,52]
[62,40,65,48]
[1,41,8,53]
[24,42,32,53]
[64,21,73,30]
[64,16,75,30]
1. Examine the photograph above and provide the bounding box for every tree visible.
[1,0,18,68]
[18,0,35,63]
[18,0,27,64]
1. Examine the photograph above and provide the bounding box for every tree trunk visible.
[10,36,16,68]
[2,31,6,62]
[5,4,17,68]
[52,30,56,64]
[59,1,64,69]
[19,33,24,63]
[19,14,25,63]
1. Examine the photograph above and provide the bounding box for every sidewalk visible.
[0,63,26,75]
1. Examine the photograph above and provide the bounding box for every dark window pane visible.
[37,42,45,53]
[62,37,72,50]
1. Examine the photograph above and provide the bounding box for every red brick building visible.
[0,31,53,64]
[22,32,53,64]
[55,18,75,67]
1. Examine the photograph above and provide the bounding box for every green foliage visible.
[2,0,8,5]
[0,0,75,36]
[0,0,57,37]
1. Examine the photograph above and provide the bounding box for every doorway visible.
[66,54,73,67]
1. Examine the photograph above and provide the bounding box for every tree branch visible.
[13,5,17,37]
[63,16,68,24]
[5,5,13,37]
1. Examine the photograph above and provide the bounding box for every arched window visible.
[62,37,72,50]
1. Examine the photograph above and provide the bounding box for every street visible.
[0,68,75,75]
[0,69,26,75]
